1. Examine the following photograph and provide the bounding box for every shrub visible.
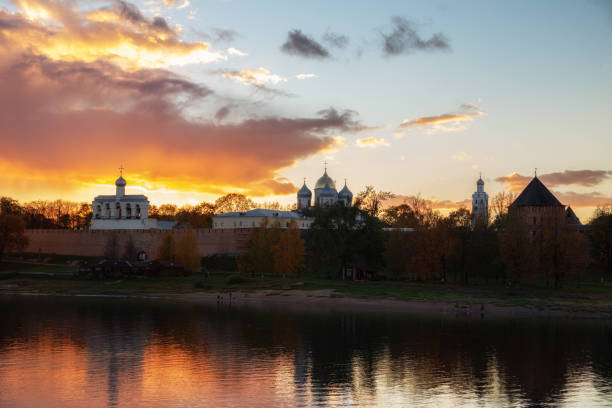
[226,274,245,285]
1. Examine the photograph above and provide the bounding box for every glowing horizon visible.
[0,0,610,222]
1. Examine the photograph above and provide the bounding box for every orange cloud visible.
[495,171,612,208]
[496,170,612,193]
[399,103,484,133]
[355,137,390,148]
[1,0,225,70]
[0,56,361,199]
[0,1,370,202]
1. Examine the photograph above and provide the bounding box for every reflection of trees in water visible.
[2,297,612,407]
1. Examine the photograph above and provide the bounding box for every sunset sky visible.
[1,0,611,220]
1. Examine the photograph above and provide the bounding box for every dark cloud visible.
[215,105,231,121]
[322,31,349,49]
[112,1,173,34]
[0,53,364,196]
[541,170,612,187]
[381,17,450,56]
[281,30,330,59]
[211,68,293,97]
[115,0,146,24]
[0,0,374,197]
[196,28,238,44]
[554,191,612,208]
[496,170,612,192]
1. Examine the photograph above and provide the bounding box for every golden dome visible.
[314,171,336,190]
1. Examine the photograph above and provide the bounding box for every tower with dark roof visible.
[297,180,312,211]
[509,176,566,238]
[338,180,353,206]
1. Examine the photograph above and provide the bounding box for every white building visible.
[212,209,314,229]
[91,172,159,230]
[297,165,353,210]
[471,175,489,227]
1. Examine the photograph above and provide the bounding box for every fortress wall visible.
[24,229,250,258]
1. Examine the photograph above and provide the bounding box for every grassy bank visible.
[1,258,612,316]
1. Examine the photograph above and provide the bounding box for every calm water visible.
[1,296,612,408]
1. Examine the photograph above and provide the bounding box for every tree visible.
[446,208,472,283]
[272,220,305,277]
[491,192,516,226]
[381,203,418,228]
[309,203,385,278]
[0,197,22,216]
[176,229,201,272]
[355,186,395,218]
[175,202,215,228]
[238,218,278,276]
[214,193,255,214]
[589,206,612,278]
[498,213,536,283]
[0,214,28,261]
[384,230,413,279]
[157,233,176,261]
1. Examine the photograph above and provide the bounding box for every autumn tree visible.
[491,192,517,226]
[384,230,414,279]
[498,213,536,283]
[355,186,395,218]
[589,206,612,279]
[309,203,385,278]
[381,203,419,228]
[157,233,176,261]
[175,202,215,228]
[445,208,472,283]
[214,193,255,214]
[238,218,278,276]
[0,197,22,216]
[0,214,28,261]
[176,229,201,272]
[272,220,305,277]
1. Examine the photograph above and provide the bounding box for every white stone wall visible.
[212,216,313,230]
[90,218,159,230]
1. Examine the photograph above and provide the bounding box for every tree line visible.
[1,187,611,287]
[0,194,294,230]
[236,187,612,288]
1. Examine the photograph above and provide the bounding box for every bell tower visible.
[472,174,488,227]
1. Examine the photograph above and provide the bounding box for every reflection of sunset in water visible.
[0,296,611,407]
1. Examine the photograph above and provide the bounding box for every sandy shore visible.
[154,289,612,319]
[2,288,611,319]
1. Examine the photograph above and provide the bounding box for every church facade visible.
[297,166,353,210]
[91,173,159,230]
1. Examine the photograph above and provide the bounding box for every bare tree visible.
[355,186,395,218]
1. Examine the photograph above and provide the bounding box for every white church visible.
[90,170,160,230]
[297,165,353,210]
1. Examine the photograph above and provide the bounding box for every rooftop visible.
[510,177,564,207]
[214,209,312,219]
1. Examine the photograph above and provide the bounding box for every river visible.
[1,295,611,407]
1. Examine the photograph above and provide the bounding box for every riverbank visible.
[1,260,611,318]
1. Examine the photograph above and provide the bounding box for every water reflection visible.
[0,295,611,407]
